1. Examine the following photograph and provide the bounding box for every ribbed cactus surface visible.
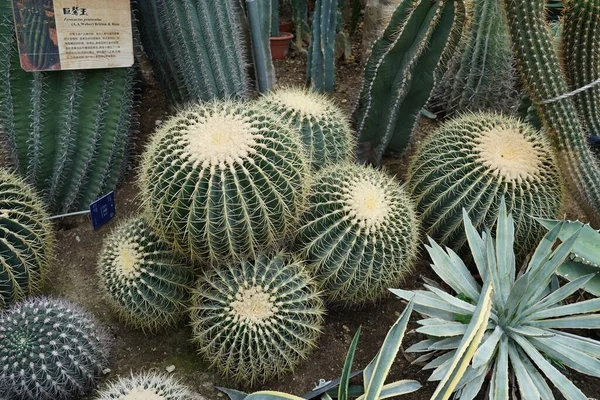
[135,0,250,105]
[139,101,308,264]
[296,163,419,305]
[0,169,54,309]
[95,371,197,400]
[408,112,563,255]
[98,217,194,331]
[256,87,354,170]
[307,0,338,91]
[0,297,111,400]
[16,0,59,70]
[354,0,466,164]
[189,254,324,384]
[0,4,136,213]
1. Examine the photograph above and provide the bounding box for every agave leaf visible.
[536,218,600,266]
[389,289,459,318]
[321,394,334,400]
[338,327,361,400]
[406,339,437,353]
[471,325,503,369]
[557,261,600,297]
[244,392,306,400]
[416,321,468,337]
[526,221,564,275]
[428,336,463,351]
[370,380,421,399]
[428,355,454,381]
[507,343,541,400]
[530,314,600,329]
[504,325,555,338]
[217,387,248,400]
[495,197,516,305]
[530,336,600,377]
[551,330,600,358]
[504,273,530,320]
[531,297,600,320]
[462,208,488,281]
[424,351,456,371]
[455,368,488,400]
[484,228,504,308]
[422,284,477,314]
[490,337,509,399]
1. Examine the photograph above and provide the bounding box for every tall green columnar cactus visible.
[292,0,309,50]
[307,0,338,92]
[502,0,600,225]
[135,0,250,106]
[256,0,276,89]
[0,6,136,213]
[432,0,519,116]
[354,0,466,165]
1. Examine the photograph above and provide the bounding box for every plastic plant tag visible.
[90,191,115,230]
[11,0,134,72]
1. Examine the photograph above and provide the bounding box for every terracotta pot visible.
[270,32,294,59]
[279,21,294,33]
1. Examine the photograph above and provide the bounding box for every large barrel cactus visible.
[135,0,250,105]
[95,371,197,400]
[97,217,194,331]
[296,163,419,306]
[255,87,354,170]
[0,169,54,309]
[189,254,324,384]
[0,297,111,400]
[139,101,309,264]
[408,112,564,255]
[0,4,136,213]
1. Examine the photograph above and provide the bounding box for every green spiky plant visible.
[292,0,310,50]
[307,0,338,92]
[392,198,600,399]
[0,3,136,213]
[218,300,421,400]
[256,0,276,89]
[408,112,564,256]
[502,0,600,226]
[97,217,194,331]
[0,297,111,400]
[296,162,419,306]
[95,370,197,400]
[255,87,354,170]
[15,0,59,71]
[0,169,54,309]
[139,100,308,264]
[135,0,250,106]
[354,0,466,165]
[189,253,325,385]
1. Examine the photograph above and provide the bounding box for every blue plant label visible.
[90,191,116,230]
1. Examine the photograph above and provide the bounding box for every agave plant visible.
[217,300,420,400]
[392,198,600,399]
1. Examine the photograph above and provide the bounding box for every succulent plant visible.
[255,87,354,170]
[0,297,111,400]
[393,198,600,399]
[307,0,339,92]
[189,253,324,385]
[95,370,197,400]
[296,162,419,306]
[408,112,563,256]
[139,101,309,264]
[0,168,54,309]
[97,217,194,331]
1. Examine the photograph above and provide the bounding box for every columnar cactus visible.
[408,112,564,255]
[95,371,197,400]
[135,0,250,106]
[97,217,194,331]
[502,0,600,225]
[0,297,111,400]
[0,4,136,213]
[255,87,354,170]
[354,0,466,164]
[139,101,308,264]
[292,0,310,50]
[296,163,419,306]
[0,169,54,309]
[307,0,338,92]
[189,254,324,384]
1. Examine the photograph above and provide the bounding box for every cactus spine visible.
[135,0,250,106]
[139,101,308,264]
[354,0,466,165]
[296,163,419,306]
[307,0,338,92]
[0,297,111,400]
[97,217,194,331]
[0,169,54,309]
[189,254,324,384]
[95,371,197,400]
[502,0,600,225]
[408,112,564,255]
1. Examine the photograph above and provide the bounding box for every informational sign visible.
[90,191,116,230]
[11,0,134,71]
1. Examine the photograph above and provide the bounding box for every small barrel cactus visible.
[97,217,194,331]
[0,297,111,400]
[255,87,355,170]
[189,254,325,385]
[95,370,196,400]
[296,163,419,306]
[408,112,563,255]
[0,168,54,309]
[139,101,309,264]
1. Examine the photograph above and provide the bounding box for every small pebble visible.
[102,368,111,375]
[166,365,176,373]
[75,235,81,243]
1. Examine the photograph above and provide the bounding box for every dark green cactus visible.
[15,0,59,71]
[292,0,310,50]
[0,169,54,309]
[0,4,136,213]
[307,0,338,91]
[502,0,600,225]
[135,0,250,106]
[95,371,197,399]
[354,0,466,165]
[256,0,276,89]
[0,297,111,400]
